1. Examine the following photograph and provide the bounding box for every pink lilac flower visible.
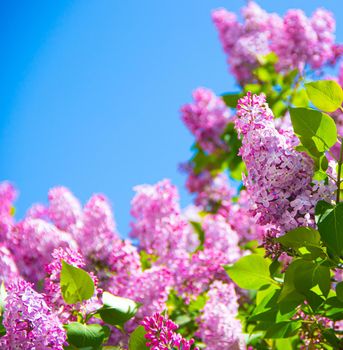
[339,62,343,88]
[109,265,172,321]
[175,250,229,300]
[212,2,272,83]
[235,92,323,233]
[197,281,244,350]
[310,9,336,69]
[47,186,82,232]
[8,218,77,283]
[79,194,120,263]
[130,179,195,265]
[141,312,198,350]
[229,190,268,243]
[0,244,20,284]
[212,3,337,82]
[183,167,233,214]
[26,203,48,219]
[0,181,17,241]
[0,279,66,349]
[272,9,317,71]
[181,88,230,153]
[106,239,142,292]
[202,214,240,262]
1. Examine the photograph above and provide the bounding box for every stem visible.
[336,138,343,203]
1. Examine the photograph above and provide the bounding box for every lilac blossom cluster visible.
[212,2,338,82]
[234,92,334,233]
[197,281,244,350]
[0,280,66,349]
[141,312,199,350]
[181,87,230,153]
[0,176,247,348]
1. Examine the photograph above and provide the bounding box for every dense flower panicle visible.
[0,181,17,241]
[310,9,336,68]
[80,194,119,262]
[339,62,343,88]
[175,250,229,299]
[212,2,273,83]
[183,168,233,214]
[48,187,82,232]
[235,92,322,232]
[110,265,172,320]
[272,10,317,71]
[0,280,66,349]
[26,203,48,219]
[213,2,337,82]
[202,214,240,262]
[229,190,267,243]
[141,312,199,350]
[8,218,77,283]
[181,88,230,153]
[197,281,244,350]
[106,239,142,292]
[130,179,195,263]
[0,244,20,283]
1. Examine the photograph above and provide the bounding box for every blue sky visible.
[1,0,343,237]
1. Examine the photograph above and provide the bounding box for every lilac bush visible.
[1,1,343,349]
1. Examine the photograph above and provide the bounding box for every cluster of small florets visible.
[130,179,195,264]
[9,218,77,283]
[181,88,230,153]
[212,2,338,82]
[197,281,244,350]
[0,280,66,349]
[235,92,321,233]
[183,167,233,214]
[141,312,199,350]
[0,182,16,241]
[0,244,20,282]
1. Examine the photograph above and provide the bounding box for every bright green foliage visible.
[128,326,149,350]
[60,260,95,305]
[225,254,274,290]
[305,80,343,113]
[317,202,343,257]
[97,292,139,328]
[290,108,337,154]
[64,322,110,349]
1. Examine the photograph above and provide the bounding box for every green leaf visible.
[275,338,297,350]
[313,265,331,298]
[317,202,343,256]
[290,108,337,153]
[305,80,343,113]
[264,321,301,339]
[60,260,94,304]
[64,322,109,349]
[98,292,139,328]
[336,282,343,302]
[249,288,280,322]
[277,227,320,250]
[190,221,205,251]
[292,89,309,108]
[222,93,242,108]
[188,294,208,312]
[278,260,305,306]
[224,254,274,290]
[128,326,149,350]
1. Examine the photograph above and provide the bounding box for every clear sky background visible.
[1,0,343,237]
